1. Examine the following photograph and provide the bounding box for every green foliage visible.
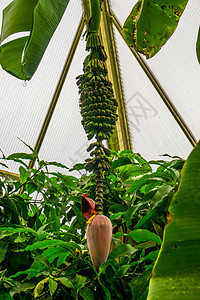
[0,147,184,299]
[0,0,70,80]
[148,141,200,299]
[123,0,189,58]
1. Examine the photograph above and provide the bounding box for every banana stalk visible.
[78,0,117,271]
[77,0,118,212]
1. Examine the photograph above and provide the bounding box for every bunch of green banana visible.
[77,0,118,213]
[77,33,118,142]
[76,34,118,174]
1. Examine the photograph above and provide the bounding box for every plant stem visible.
[88,0,101,33]
[94,167,103,214]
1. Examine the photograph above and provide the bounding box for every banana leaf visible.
[123,0,188,58]
[148,140,200,299]
[0,0,70,80]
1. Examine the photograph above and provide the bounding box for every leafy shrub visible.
[0,147,184,299]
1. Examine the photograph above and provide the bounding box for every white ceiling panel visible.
[114,28,193,160]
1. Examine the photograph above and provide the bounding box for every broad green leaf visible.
[0,34,29,80]
[0,226,36,236]
[134,241,156,250]
[72,205,85,222]
[123,0,188,58]
[36,223,49,236]
[109,204,128,213]
[69,162,85,171]
[110,212,124,221]
[196,26,200,64]
[98,261,118,300]
[0,242,9,262]
[150,184,174,210]
[124,205,139,222]
[127,172,170,193]
[59,277,73,289]
[33,277,49,299]
[56,252,69,267]
[49,278,58,296]
[111,157,132,169]
[7,152,35,161]
[115,229,162,244]
[109,244,136,259]
[148,141,200,299]
[19,166,30,184]
[118,164,152,182]
[57,174,78,190]
[0,0,70,79]
[119,150,134,156]
[24,239,81,252]
[39,160,69,169]
[137,250,160,263]
[42,246,70,265]
[128,229,162,244]
[79,286,95,300]
[49,206,60,232]
[137,190,157,206]
[26,182,37,195]
[72,274,87,299]
[9,269,41,279]
[115,264,130,278]
[134,197,168,229]
[131,267,152,300]
[134,153,149,165]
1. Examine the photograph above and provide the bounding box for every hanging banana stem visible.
[77,0,118,213]
[88,0,101,33]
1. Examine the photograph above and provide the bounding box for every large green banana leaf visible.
[148,140,200,299]
[123,0,188,58]
[0,0,70,80]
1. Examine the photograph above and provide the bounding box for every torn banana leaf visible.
[123,0,188,58]
[0,0,70,80]
[148,140,200,299]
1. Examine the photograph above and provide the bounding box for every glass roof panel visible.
[114,27,193,160]
[1,0,199,174]
[0,0,84,172]
[38,33,91,169]
[110,0,200,143]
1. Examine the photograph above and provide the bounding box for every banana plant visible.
[148,140,200,299]
[0,0,70,80]
[0,0,198,81]
[122,0,198,60]
[1,0,199,279]
[77,0,117,271]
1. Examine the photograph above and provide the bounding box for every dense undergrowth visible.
[0,146,184,299]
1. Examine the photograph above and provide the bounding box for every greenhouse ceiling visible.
[0,0,200,174]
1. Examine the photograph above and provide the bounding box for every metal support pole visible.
[101,0,132,151]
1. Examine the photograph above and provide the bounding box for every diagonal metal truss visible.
[28,14,86,169]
